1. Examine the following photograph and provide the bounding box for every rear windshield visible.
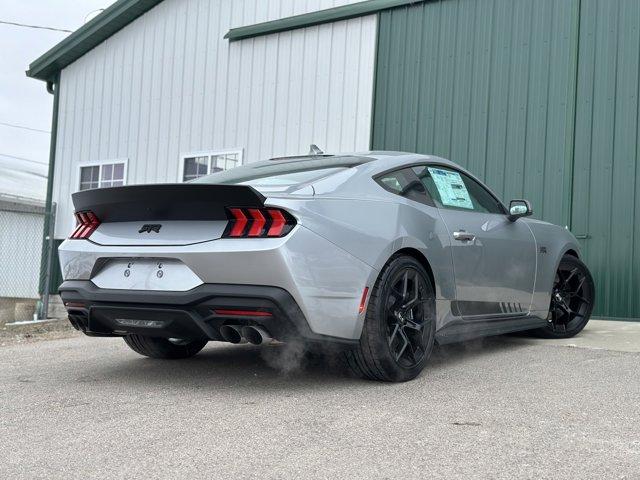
[193,156,371,187]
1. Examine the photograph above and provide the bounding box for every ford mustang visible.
[59,152,594,382]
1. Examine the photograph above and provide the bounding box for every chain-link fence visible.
[0,195,55,324]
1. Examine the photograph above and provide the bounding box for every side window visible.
[375,168,433,206]
[79,161,127,191]
[181,149,243,182]
[412,165,504,214]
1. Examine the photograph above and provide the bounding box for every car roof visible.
[249,150,468,180]
[351,151,461,173]
[262,151,459,167]
[196,150,481,196]
[312,151,504,207]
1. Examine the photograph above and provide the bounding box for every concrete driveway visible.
[1,320,639,479]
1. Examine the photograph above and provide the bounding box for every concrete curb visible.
[2,317,74,336]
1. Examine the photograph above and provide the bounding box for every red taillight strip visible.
[213,309,273,317]
[70,210,101,239]
[229,208,248,237]
[70,223,84,239]
[267,209,286,237]
[247,209,266,237]
[223,207,295,238]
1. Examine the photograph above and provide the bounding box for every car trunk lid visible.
[71,184,265,246]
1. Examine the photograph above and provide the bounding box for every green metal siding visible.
[373,0,579,227]
[373,0,640,319]
[571,0,640,318]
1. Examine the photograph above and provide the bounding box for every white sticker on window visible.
[427,167,474,209]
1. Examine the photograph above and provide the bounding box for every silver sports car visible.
[59,152,594,382]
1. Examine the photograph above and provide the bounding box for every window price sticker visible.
[428,167,474,209]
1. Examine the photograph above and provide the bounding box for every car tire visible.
[123,335,208,359]
[344,254,436,382]
[531,254,595,339]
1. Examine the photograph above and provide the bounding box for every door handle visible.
[453,231,475,242]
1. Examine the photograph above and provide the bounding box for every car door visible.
[413,165,536,318]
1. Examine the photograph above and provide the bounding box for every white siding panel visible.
[53,0,377,237]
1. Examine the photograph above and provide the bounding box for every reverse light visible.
[223,207,296,238]
[69,210,100,239]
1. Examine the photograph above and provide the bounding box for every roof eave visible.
[26,0,424,81]
[26,0,164,82]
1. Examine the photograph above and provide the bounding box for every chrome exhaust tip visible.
[219,325,244,344]
[241,326,273,346]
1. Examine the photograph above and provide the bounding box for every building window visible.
[78,161,127,191]
[180,150,243,182]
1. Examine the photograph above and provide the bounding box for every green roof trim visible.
[225,0,424,41]
[27,0,164,82]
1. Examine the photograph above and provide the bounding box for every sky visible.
[0,0,116,199]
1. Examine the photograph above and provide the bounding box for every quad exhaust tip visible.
[219,325,245,344]
[241,326,273,346]
[219,325,273,345]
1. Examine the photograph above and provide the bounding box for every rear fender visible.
[268,197,455,302]
[526,219,583,314]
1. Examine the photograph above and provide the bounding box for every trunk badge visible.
[139,224,162,233]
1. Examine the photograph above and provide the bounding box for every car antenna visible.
[309,144,324,155]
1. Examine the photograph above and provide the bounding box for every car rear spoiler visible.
[71,184,266,222]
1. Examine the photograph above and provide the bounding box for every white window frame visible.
[77,158,129,192]
[178,149,244,182]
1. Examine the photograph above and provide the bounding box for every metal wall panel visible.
[52,0,377,236]
[572,0,640,318]
[373,0,640,319]
[372,0,579,227]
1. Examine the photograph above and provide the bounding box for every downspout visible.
[43,75,60,215]
[37,73,60,318]
[369,11,381,150]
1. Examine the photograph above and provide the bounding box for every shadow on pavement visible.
[76,334,532,392]
[429,335,529,369]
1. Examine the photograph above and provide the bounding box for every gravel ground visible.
[0,327,639,479]
[0,318,77,347]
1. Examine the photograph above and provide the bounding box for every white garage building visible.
[28,0,379,243]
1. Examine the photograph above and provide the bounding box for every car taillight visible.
[70,210,100,239]
[223,207,296,238]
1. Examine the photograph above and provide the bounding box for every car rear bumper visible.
[59,280,358,345]
[58,224,376,340]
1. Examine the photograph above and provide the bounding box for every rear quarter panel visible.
[266,195,455,303]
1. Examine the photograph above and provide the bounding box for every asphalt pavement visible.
[1,320,639,479]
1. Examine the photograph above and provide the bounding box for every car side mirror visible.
[508,199,533,221]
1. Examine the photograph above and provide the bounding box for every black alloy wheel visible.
[533,255,594,339]
[386,268,432,368]
[344,255,436,382]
